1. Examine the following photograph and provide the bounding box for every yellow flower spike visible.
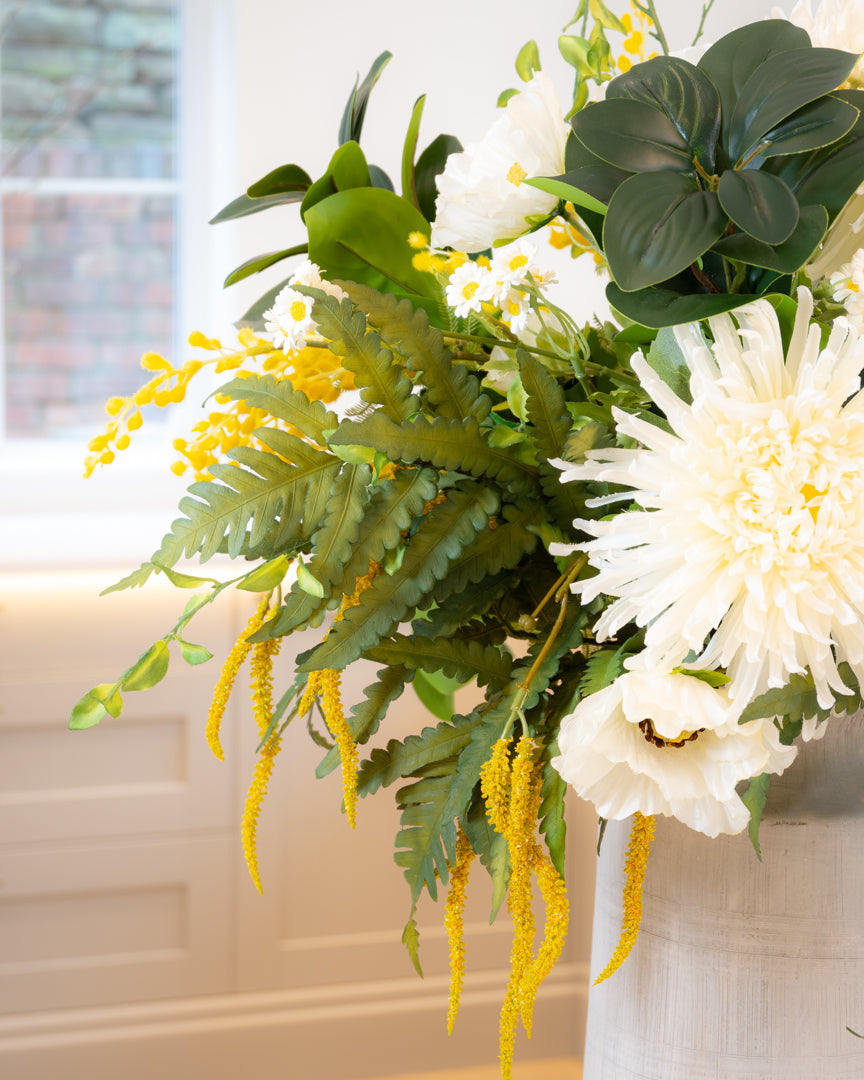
[320,668,358,829]
[412,251,448,274]
[480,737,513,835]
[188,329,221,349]
[170,461,187,477]
[445,826,475,1035]
[133,385,155,407]
[242,627,284,893]
[296,668,323,720]
[205,599,269,762]
[105,396,126,416]
[408,231,428,249]
[140,351,171,371]
[519,848,569,1035]
[593,812,656,985]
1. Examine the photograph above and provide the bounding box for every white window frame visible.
[0,0,237,569]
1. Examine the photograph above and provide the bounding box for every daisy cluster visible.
[262,260,347,356]
[443,238,557,332]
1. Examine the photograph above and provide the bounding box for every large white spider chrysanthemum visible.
[558,290,864,712]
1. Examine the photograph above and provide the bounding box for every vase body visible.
[583,713,864,1079]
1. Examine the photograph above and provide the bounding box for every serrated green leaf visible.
[740,773,770,861]
[579,647,626,697]
[297,485,499,672]
[122,640,170,692]
[359,714,478,798]
[312,295,418,422]
[645,327,692,405]
[176,639,213,666]
[339,282,489,422]
[395,766,459,904]
[329,412,538,494]
[217,373,339,446]
[365,633,513,691]
[402,909,423,977]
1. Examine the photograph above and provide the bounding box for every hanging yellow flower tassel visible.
[520,849,569,1034]
[241,614,283,894]
[593,812,656,985]
[296,561,382,828]
[205,598,269,761]
[444,826,475,1034]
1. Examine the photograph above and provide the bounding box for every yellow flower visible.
[593,812,655,984]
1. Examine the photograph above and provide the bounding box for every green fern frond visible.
[358,713,478,797]
[312,295,418,422]
[296,483,500,672]
[329,412,538,495]
[216,373,339,446]
[579,647,627,697]
[316,664,411,779]
[413,572,513,640]
[395,763,459,905]
[363,633,513,691]
[341,282,490,422]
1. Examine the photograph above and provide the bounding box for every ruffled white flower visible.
[556,289,864,712]
[552,669,796,837]
[444,260,494,317]
[262,260,346,355]
[773,1,864,87]
[431,72,568,253]
[809,183,864,280]
[830,248,864,331]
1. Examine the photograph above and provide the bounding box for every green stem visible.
[691,0,716,46]
[633,0,670,54]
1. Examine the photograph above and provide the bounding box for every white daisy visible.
[557,289,864,712]
[830,248,864,332]
[444,260,494,317]
[263,286,316,355]
[430,72,568,253]
[288,258,347,301]
[498,288,531,333]
[552,669,795,837]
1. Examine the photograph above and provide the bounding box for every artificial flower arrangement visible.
[72,0,864,1074]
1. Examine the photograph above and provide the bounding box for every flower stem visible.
[633,0,670,53]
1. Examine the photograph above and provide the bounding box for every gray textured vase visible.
[583,713,864,1079]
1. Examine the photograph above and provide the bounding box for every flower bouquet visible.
[72,0,864,1075]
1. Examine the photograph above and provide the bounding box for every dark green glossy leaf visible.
[606,56,721,172]
[760,95,859,158]
[306,187,439,298]
[339,50,393,145]
[728,47,859,160]
[209,191,304,225]
[247,163,312,199]
[604,171,726,291]
[299,173,338,220]
[712,204,827,272]
[223,244,308,288]
[717,169,799,244]
[411,668,458,721]
[415,133,462,223]
[572,98,693,173]
[698,20,812,130]
[369,165,394,190]
[606,282,762,328]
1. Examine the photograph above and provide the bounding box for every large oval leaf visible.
[606,56,721,172]
[306,187,440,298]
[247,163,313,199]
[606,282,763,328]
[712,204,827,272]
[604,171,726,292]
[728,47,859,160]
[571,98,693,173]
[698,20,812,130]
[760,95,859,158]
[415,132,462,223]
[717,169,799,244]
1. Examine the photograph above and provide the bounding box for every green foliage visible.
[738,664,862,740]
[359,714,479,798]
[364,633,514,690]
[740,773,770,861]
[539,744,568,879]
[317,665,411,779]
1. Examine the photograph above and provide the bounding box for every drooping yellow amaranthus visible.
[478,735,570,1080]
[242,617,283,893]
[297,562,382,828]
[205,597,270,761]
[84,330,354,479]
[593,811,656,985]
[444,825,476,1034]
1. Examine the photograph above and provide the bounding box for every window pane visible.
[3,191,176,437]
[1,0,178,180]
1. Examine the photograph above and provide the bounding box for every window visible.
[0,0,233,565]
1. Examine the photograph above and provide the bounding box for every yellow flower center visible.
[289,299,308,322]
[508,253,529,272]
[506,162,528,186]
[638,718,704,748]
[461,281,479,300]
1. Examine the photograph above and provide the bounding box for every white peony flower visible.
[444,260,495,317]
[830,248,864,331]
[557,289,864,712]
[430,72,568,253]
[552,669,795,837]
[773,1,864,87]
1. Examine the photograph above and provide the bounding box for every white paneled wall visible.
[0,570,596,1079]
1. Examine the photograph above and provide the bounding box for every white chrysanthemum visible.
[444,260,494,317]
[557,289,864,712]
[830,248,864,331]
[773,1,864,86]
[552,669,796,837]
[430,72,568,253]
[263,286,316,355]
